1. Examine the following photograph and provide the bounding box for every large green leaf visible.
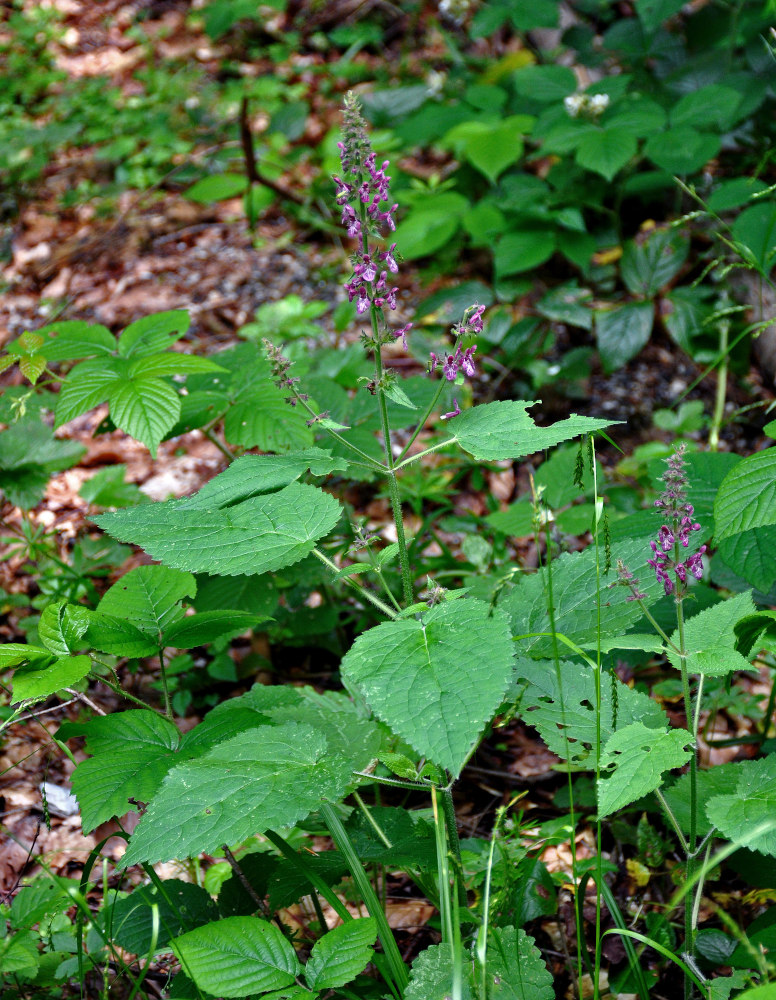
[98,565,195,639]
[0,419,86,508]
[163,610,260,648]
[54,364,122,427]
[666,589,756,678]
[64,710,182,832]
[595,301,654,373]
[121,721,371,865]
[38,600,90,657]
[714,449,776,541]
[118,310,190,358]
[127,353,225,379]
[12,655,91,704]
[597,722,693,817]
[706,757,776,856]
[504,537,664,658]
[108,376,181,456]
[452,400,615,462]
[443,118,529,184]
[620,229,689,299]
[515,657,668,768]
[305,918,377,990]
[97,481,341,578]
[340,599,513,776]
[661,763,744,838]
[644,128,720,174]
[171,916,301,998]
[494,230,556,277]
[717,527,776,594]
[392,193,468,260]
[488,926,553,1000]
[38,321,115,360]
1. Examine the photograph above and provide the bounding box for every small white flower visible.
[588,93,610,116]
[564,94,586,118]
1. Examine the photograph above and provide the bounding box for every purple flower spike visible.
[645,445,705,597]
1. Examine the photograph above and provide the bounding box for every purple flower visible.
[442,398,461,420]
[394,323,412,349]
[646,445,705,596]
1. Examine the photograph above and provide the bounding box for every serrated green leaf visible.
[82,612,160,658]
[575,128,637,181]
[108,376,181,455]
[98,566,196,640]
[97,482,341,578]
[515,657,667,767]
[38,321,116,360]
[714,448,776,541]
[405,944,474,1000]
[0,420,86,508]
[706,757,776,856]
[224,385,314,451]
[620,228,689,298]
[19,354,46,384]
[0,644,51,670]
[382,380,418,410]
[65,710,182,831]
[340,600,513,776]
[118,311,190,358]
[671,85,742,131]
[121,722,369,865]
[595,301,653,373]
[38,600,89,656]
[669,590,756,677]
[453,400,616,461]
[504,537,665,657]
[597,723,693,818]
[488,926,553,1000]
[662,763,744,837]
[12,655,91,704]
[717,527,776,593]
[112,880,218,954]
[305,918,377,990]
[644,128,720,174]
[163,610,260,648]
[171,916,301,998]
[127,353,226,379]
[194,574,278,618]
[54,361,122,427]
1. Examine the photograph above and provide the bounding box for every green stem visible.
[320,802,409,992]
[158,648,173,719]
[709,317,729,452]
[264,829,351,924]
[203,427,235,464]
[393,437,456,471]
[312,548,397,619]
[291,387,385,470]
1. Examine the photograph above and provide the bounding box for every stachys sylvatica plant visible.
[3,94,776,1000]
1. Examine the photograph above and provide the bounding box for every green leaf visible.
[488,926,554,1000]
[12,655,91,704]
[118,311,190,358]
[112,880,218,954]
[597,723,693,817]
[405,944,474,1000]
[494,230,556,277]
[194,574,278,618]
[0,644,50,670]
[443,118,529,184]
[575,129,637,181]
[644,128,721,175]
[671,85,742,131]
[38,600,89,656]
[717,527,776,594]
[98,565,196,640]
[38,321,115,360]
[731,202,776,276]
[305,918,377,990]
[65,710,182,832]
[127,353,225,379]
[503,537,664,658]
[392,193,468,260]
[163,610,260,648]
[512,65,576,102]
[661,763,744,837]
[121,722,371,865]
[54,364,121,427]
[714,448,776,541]
[79,464,149,509]
[185,173,249,203]
[82,612,160,658]
[706,756,776,856]
[636,0,684,33]
[515,657,668,768]
[620,229,689,298]
[340,600,513,776]
[595,301,654,373]
[108,376,181,455]
[171,916,301,998]
[668,590,756,677]
[224,385,314,451]
[0,419,86,508]
[97,482,341,578]
[0,930,40,977]
[453,400,616,461]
